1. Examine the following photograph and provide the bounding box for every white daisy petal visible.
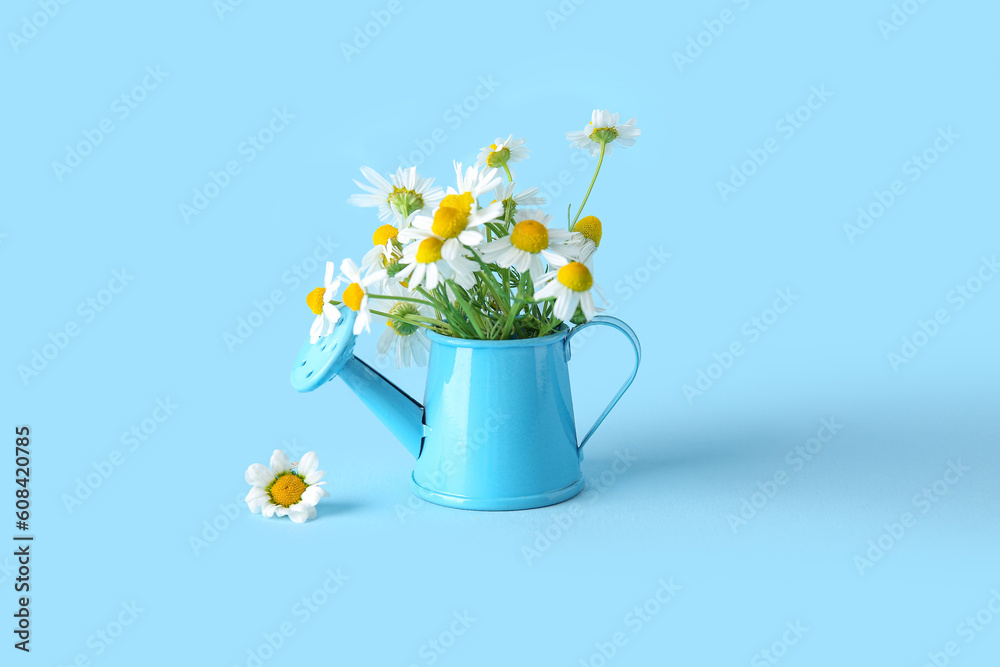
[304,470,326,485]
[245,463,272,487]
[270,450,291,475]
[286,503,315,523]
[297,452,319,478]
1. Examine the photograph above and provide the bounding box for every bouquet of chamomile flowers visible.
[304,109,640,368]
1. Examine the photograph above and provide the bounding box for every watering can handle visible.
[564,315,641,450]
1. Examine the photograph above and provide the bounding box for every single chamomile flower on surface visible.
[476,135,529,174]
[306,261,341,344]
[245,449,329,523]
[479,210,578,280]
[534,261,599,322]
[347,166,444,221]
[493,182,545,222]
[332,258,387,335]
[396,235,478,291]
[566,110,640,157]
[375,282,431,369]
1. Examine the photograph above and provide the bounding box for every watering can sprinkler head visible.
[290,310,359,392]
[290,309,426,459]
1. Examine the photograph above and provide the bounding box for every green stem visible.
[572,140,606,227]
[452,289,486,338]
[364,307,448,334]
[367,293,436,308]
[413,286,451,314]
[502,163,513,183]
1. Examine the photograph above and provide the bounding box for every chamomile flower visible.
[566,110,640,157]
[493,182,545,222]
[476,135,529,174]
[332,258,386,335]
[363,211,412,270]
[348,166,444,221]
[375,282,431,369]
[479,210,578,279]
[244,449,329,523]
[398,199,497,263]
[534,261,599,322]
[571,214,602,267]
[396,235,478,291]
[573,215,602,249]
[447,161,503,203]
[306,261,341,344]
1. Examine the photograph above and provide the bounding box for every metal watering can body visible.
[291,310,640,511]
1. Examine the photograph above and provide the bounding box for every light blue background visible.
[3,1,998,665]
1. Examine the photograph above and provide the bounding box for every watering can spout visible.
[290,310,424,459]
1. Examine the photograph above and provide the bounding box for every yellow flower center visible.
[431,206,468,239]
[306,287,326,315]
[416,237,444,263]
[574,215,602,247]
[510,220,549,253]
[269,473,306,507]
[373,224,398,246]
[557,262,593,292]
[440,192,474,212]
[342,282,364,311]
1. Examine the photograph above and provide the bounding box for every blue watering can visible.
[290,310,640,510]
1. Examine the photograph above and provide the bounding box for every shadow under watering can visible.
[291,309,640,510]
